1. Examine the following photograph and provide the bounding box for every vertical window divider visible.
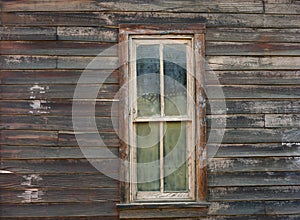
[159,42,164,193]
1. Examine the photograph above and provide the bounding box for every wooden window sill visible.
[117,202,210,219]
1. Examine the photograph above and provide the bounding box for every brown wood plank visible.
[206,216,300,220]
[57,27,118,42]
[1,188,119,203]
[208,157,300,173]
[206,70,300,85]
[206,85,300,99]
[0,55,56,69]
[0,146,119,159]
[0,173,118,189]
[0,100,118,117]
[265,114,300,128]
[1,0,264,13]
[265,0,300,14]
[58,132,119,147]
[1,159,119,174]
[209,186,300,201]
[208,100,300,115]
[207,56,300,70]
[0,202,117,218]
[0,84,119,100]
[0,70,119,85]
[208,171,300,186]
[208,128,285,144]
[209,201,300,215]
[0,115,117,132]
[208,201,265,215]
[210,143,300,158]
[207,114,264,128]
[57,56,118,69]
[265,200,300,215]
[206,42,300,56]
[206,28,300,43]
[0,41,118,56]
[0,130,58,146]
[0,27,57,40]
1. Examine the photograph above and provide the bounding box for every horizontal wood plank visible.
[1,0,264,13]
[0,27,57,40]
[0,55,56,69]
[208,157,300,173]
[208,128,286,144]
[57,56,118,69]
[208,171,300,186]
[208,201,300,215]
[0,202,117,217]
[206,42,300,56]
[0,173,118,189]
[1,159,119,174]
[207,56,300,70]
[265,114,300,128]
[208,100,300,115]
[209,143,300,158]
[265,0,300,14]
[0,146,119,159]
[0,115,117,132]
[0,130,58,146]
[206,28,300,43]
[0,41,118,56]
[58,132,119,147]
[1,188,119,203]
[0,100,118,117]
[0,84,119,100]
[0,70,119,85]
[207,114,264,128]
[206,85,300,99]
[206,70,300,85]
[57,27,118,42]
[209,186,300,201]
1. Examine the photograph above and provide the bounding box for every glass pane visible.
[163,44,187,116]
[136,122,160,191]
[163,122,187,191]
[136,45,160,117]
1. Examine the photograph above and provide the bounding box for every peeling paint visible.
[21,174,42,186]
[18,188,44,203]
[0,170,13,174]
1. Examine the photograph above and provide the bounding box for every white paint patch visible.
[21,174,43,186]
[0,170,13,174]
[18,188,44,203]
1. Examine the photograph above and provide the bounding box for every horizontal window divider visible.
[133,117,192,122]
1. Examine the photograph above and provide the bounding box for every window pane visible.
[136,122,160,191]
[163,44,187,116]
[163,122,187,191]
[136,45,160,117]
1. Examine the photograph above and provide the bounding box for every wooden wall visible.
[1,0,300,219]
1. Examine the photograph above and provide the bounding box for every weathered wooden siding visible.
[1,0,300,219]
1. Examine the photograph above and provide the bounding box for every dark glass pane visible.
[163,122,187,191]
[163,44,187,116]
[137,122,160,191]
[136,45,160,117]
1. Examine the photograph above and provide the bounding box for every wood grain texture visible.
[210,143,300,158]
[265,0,300,14]
[207,56,300,70]
[0,27,57,40]
[206,70,300,85]
[208,100,300,115]
[208,171,300,186]
[209,186,300,201]
[265,114,300,128]
[1,0,264,13]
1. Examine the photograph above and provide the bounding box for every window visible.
[118,24,206,208]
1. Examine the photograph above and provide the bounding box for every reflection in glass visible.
[136,45,160,117]
[163,122,187,191]
[163,44,187,116]
[136,122,160,191]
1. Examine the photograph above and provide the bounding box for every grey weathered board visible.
[1,0,300,219]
